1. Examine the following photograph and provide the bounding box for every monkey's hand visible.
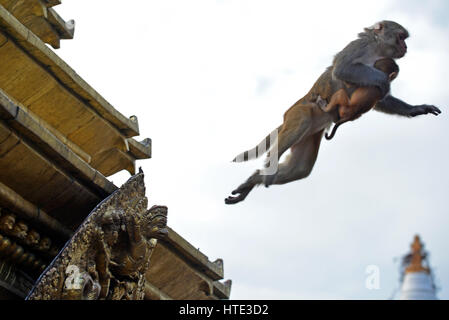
[333,63,390,97]
[375,96,442,118]
[409,104,442,117]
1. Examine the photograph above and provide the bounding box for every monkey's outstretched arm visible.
[374,95,442,117]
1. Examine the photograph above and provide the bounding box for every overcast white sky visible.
[56,0,448,299]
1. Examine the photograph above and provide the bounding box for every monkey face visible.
[370,21,409,59]
[396,31,408,57]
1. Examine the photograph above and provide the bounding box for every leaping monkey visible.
[225,21,442,205]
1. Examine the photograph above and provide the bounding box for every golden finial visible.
[405,235,430,274]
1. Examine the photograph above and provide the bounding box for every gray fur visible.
[332,20,409,97]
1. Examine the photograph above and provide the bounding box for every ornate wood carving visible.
[26,171,167,300]
[0,260,34,298]
[0,210,60,258]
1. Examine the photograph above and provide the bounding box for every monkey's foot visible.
[224,186,254,205]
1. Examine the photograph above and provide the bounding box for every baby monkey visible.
[323,58,399,140]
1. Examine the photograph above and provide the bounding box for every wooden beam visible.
[0,5,140,138]
[0,89,116,198]
[0,181,72,239]
[162,227,224,281]
[144,282,172,300]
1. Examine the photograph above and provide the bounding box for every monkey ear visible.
[365,22,384,34]
[389,72,398,81]
[373,22,384,33]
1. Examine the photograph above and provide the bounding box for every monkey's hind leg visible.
[269,103,315,163]
[225,104,322,204]
[265,130,323,186]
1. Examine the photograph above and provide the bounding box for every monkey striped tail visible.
[232,126,281,163]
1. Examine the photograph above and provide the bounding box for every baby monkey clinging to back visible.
[323,58,399,140]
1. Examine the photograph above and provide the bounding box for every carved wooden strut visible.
[26,171,168,300]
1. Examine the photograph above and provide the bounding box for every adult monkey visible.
[225,20,441,205]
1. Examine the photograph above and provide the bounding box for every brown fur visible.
[227,69,344,204]
[323,58,399,139]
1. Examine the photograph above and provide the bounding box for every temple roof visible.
[0,4,151,178]
[0,0,74,49]
[0,1,231,300]
[145,227,231,300]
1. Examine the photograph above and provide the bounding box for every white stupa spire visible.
[398,235,437,300]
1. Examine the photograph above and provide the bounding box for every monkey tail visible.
[325,122,341,140]
[232,125,281,162]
